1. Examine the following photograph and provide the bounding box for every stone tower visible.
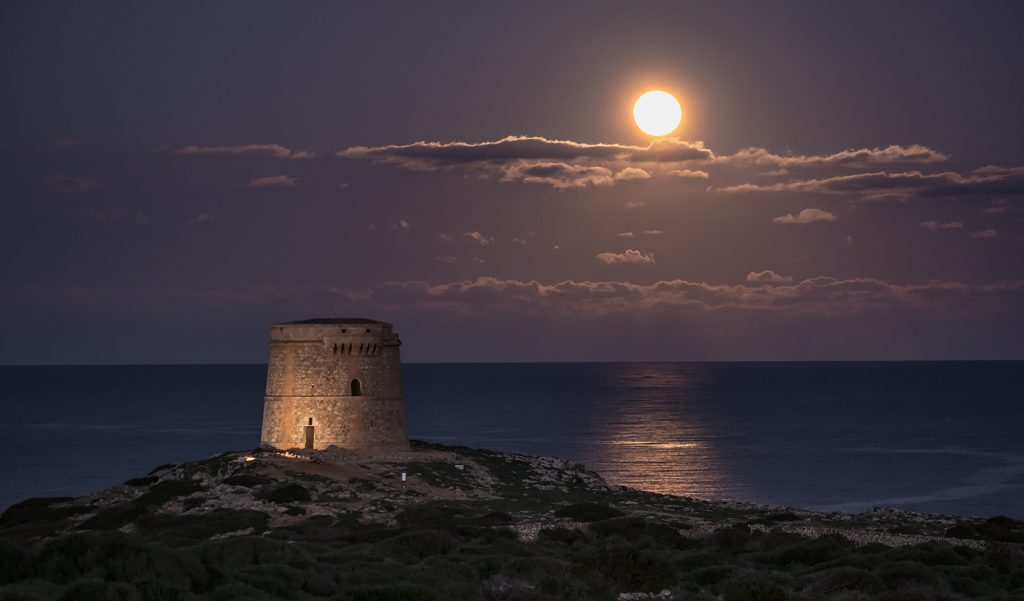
[260,318,408,450]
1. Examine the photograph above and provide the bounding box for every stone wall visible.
[260,320,408,450]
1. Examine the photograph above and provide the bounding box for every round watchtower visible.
[260,318,408,450]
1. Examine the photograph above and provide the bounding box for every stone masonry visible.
[260,318,408,450]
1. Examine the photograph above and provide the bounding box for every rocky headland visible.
[2,441,1024,600]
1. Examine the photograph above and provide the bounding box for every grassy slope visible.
[1,441,1023,601]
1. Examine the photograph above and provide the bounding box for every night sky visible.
[3,1,1023,364]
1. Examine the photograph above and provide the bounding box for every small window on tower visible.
[351,379,362,396]
[308,417,313,425]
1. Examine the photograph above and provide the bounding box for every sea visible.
[1,362,1022,518]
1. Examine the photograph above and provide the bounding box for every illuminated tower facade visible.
[260,318,408,450]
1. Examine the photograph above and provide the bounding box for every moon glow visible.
[633,90,682,136]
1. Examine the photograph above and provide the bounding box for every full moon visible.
[633,90,682,136]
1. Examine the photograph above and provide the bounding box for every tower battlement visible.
[260,318,408,450]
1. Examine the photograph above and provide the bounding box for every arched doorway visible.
[351,379,362,396]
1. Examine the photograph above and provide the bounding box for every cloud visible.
[746,270,794,284]
[47,175,97,192]
[367,276,1024,317]
[617,232,635,238]
[970,229,998,239]
[190,213,214,225]
[772,208,838,224]
[512,238,527,246]
[615,167,650,181]
[462,231,494,246]
[920,220,963,231]
[500,162,615,188]
[643,230,664,235]
[339,135,711,167]
[436,256,457,264]
[721,169,1024,201]
[596,250,655,265]
[668,169,709,179]
[162,144,313,159]
[723,144,948,169]
[339,135,961,193]
[248,175,298,188]
[624,200,645,209]
[339,136,715,188]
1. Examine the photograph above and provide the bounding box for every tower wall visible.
[260,319,408,450]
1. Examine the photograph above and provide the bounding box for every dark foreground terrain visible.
[2,441,1024,601]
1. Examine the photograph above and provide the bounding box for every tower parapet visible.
[260,318,408,450]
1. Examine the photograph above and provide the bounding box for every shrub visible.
[684,565,739,587]
[235,563,307,597]
[553,503,624,522]
[800,567,884,596]
[590,517,686,546]
[0,498,85,528]
[32,531,209,590]
[196,536,315,574]
[581,546,675,591]
[223,474,270,488]
[256,483,310,504]
[123,477,158,488]
[720,574,790,601]
[0,580,65,601]
[135,509,269,542]
[59,578,139,601]
[383,529,458,560]
[758,534,850,567]
[892,542,969,567]
[394,504,461,530]
[537,527,585,545]
[332,583,441,601]
[0,539,25,584]
[876,561,949,593]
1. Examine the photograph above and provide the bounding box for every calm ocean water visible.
[1,362,1022,518]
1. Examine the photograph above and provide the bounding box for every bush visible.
[876,561,949,593]
[537,527,585,545]
[800,567,884,596]
[223,474,271,488]
[383,529,458,560]
[196,536,315,574]
[553,503,624,522]
[256,484,310,504]
[32,531,209,590]
[235,563,307,598]
[394,504,461,530]
[332,584,441,601]
[720,574,790,601]
[123,477,158,488]
[758,534,851,567]
[591,517,686,546]
[135,509,269,542]
[683,565,738,587]
[0,498,89,529]
[59,578,139,601]
[0,580,65,601]
[0,539,25,584]
[581,547,675,591]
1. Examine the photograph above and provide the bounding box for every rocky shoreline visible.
[2,441,1023,600]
